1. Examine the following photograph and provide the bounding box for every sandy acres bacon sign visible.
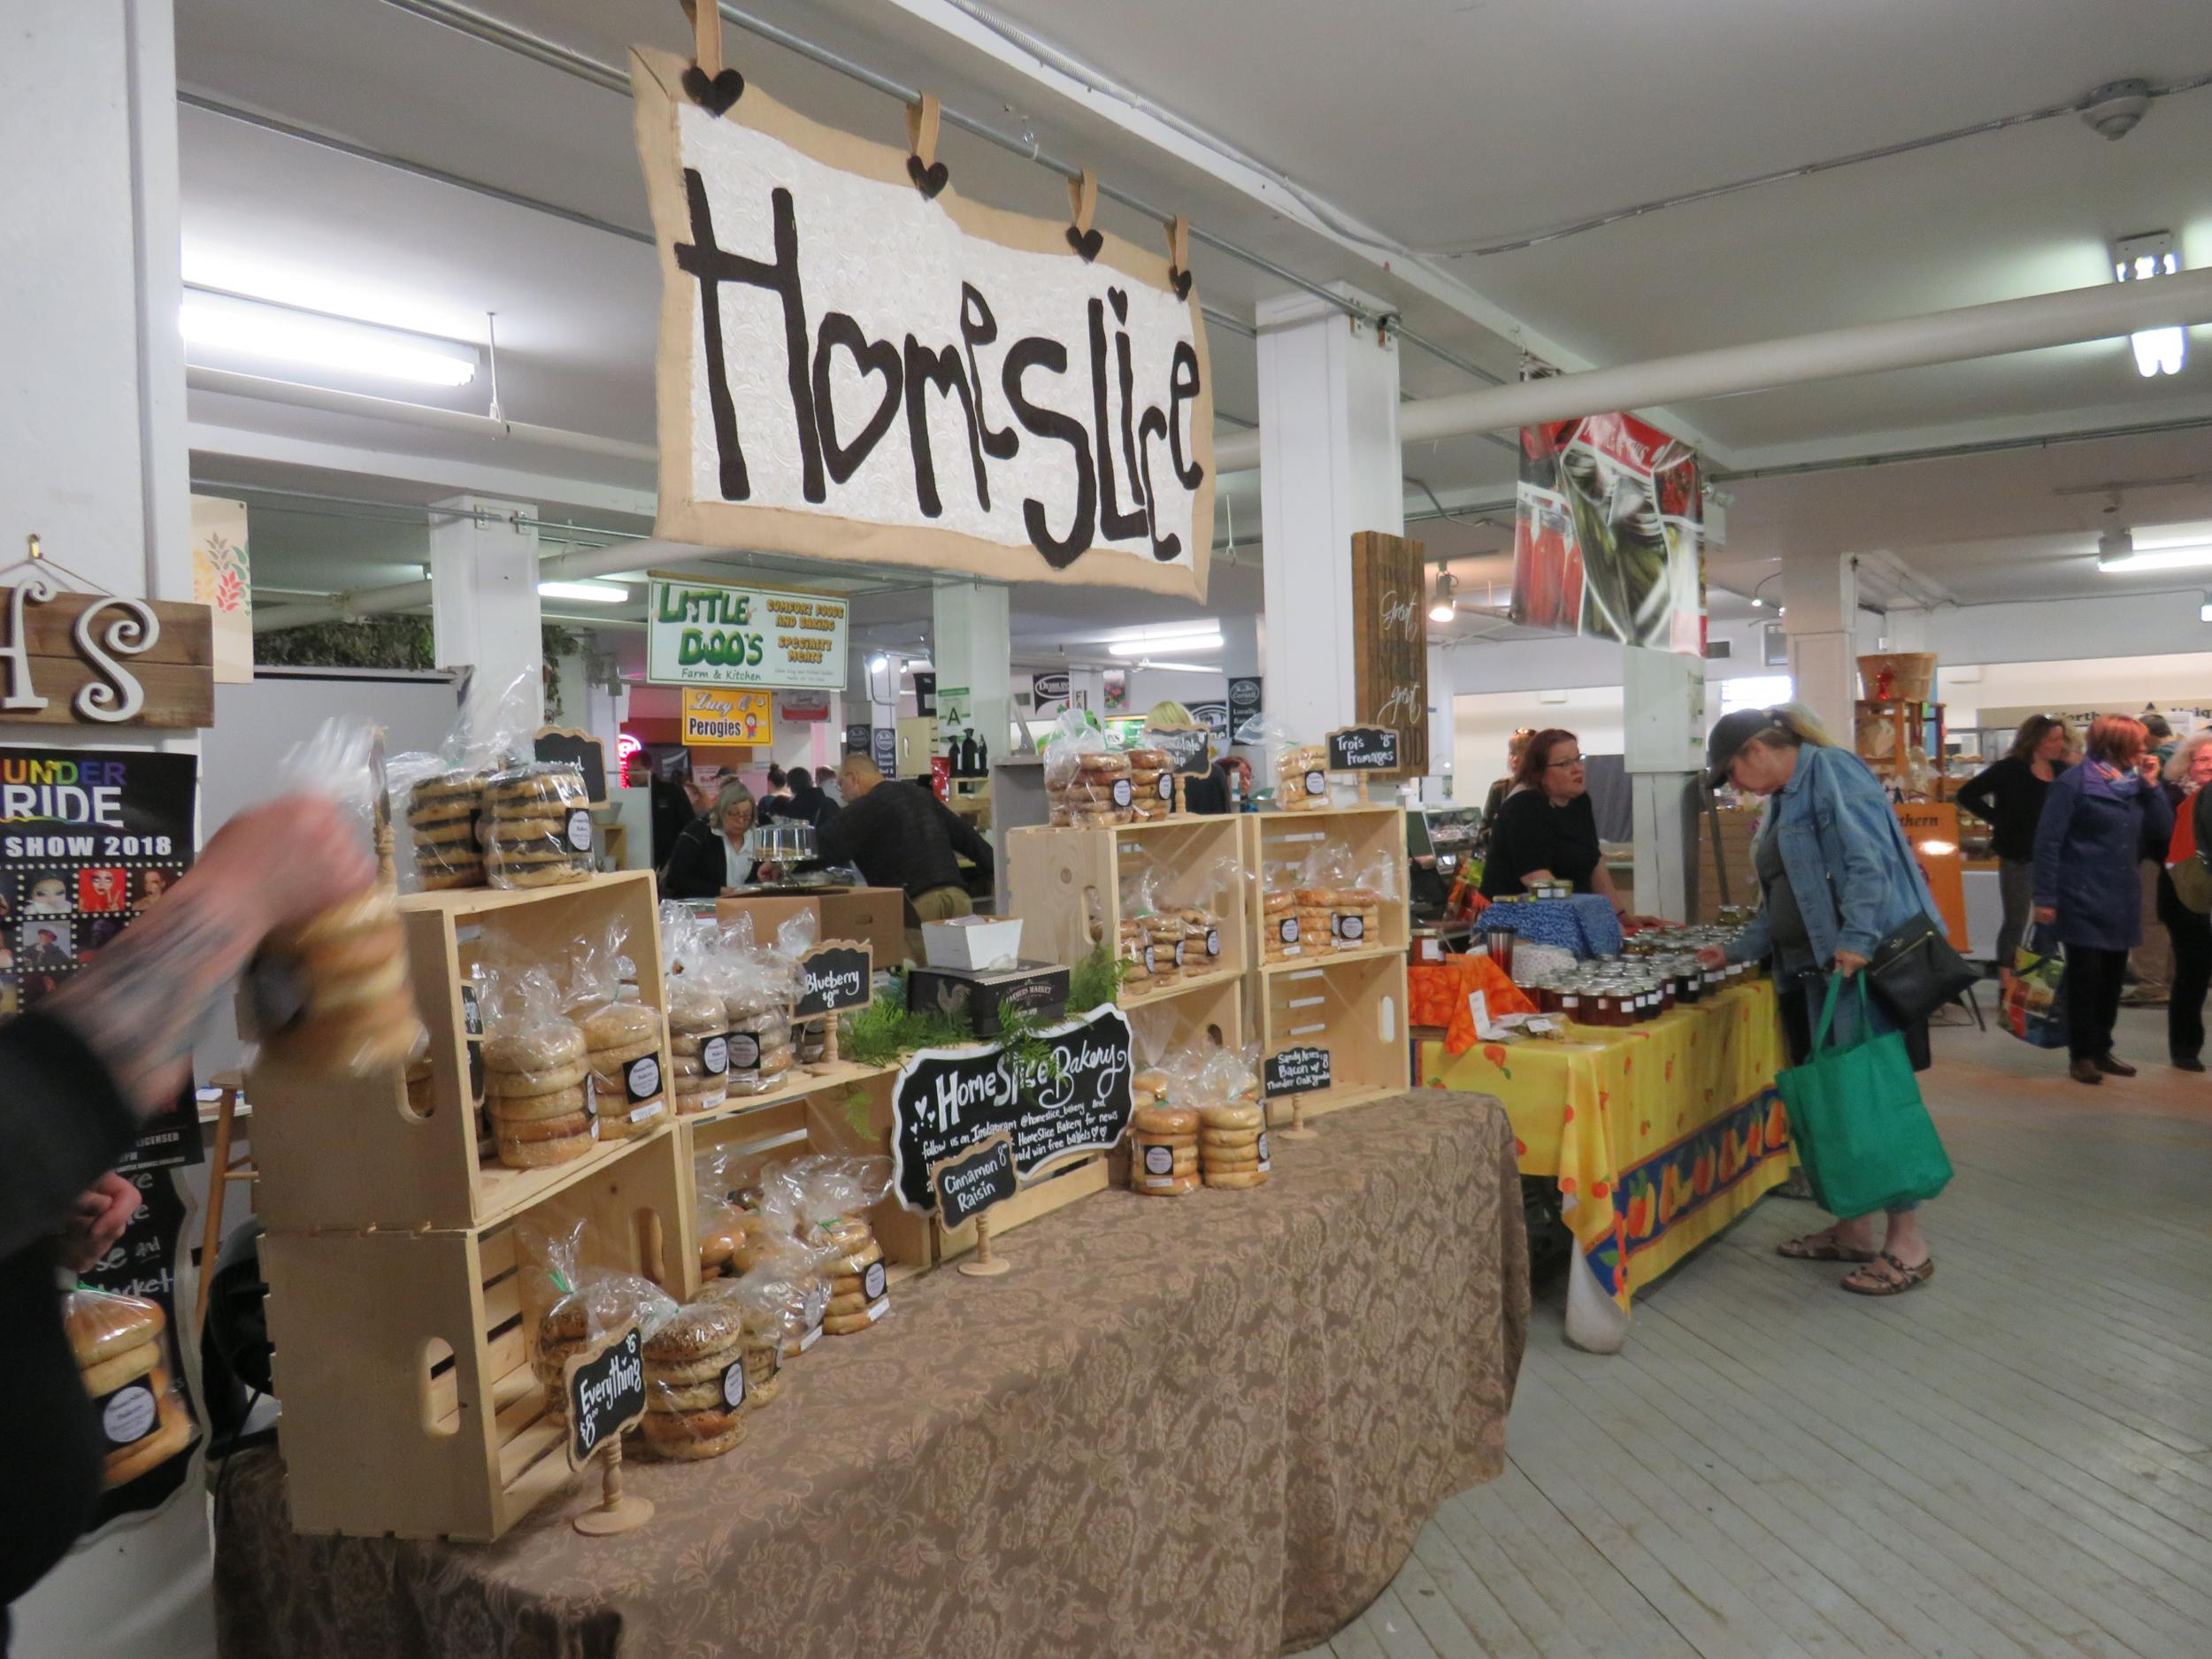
[631,49,1215,602]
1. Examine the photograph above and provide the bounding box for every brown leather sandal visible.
[1777,1229,1877,1263]
[1839,1251,1935,1296]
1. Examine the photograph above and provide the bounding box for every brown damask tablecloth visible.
[214,1090,1529,1659]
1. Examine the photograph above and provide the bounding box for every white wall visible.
[1941,651,2212,736]
[1927,589,2212,666]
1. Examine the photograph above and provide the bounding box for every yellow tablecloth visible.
[1418,979,1791,1313]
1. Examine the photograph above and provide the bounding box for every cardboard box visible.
[715,886,910,967]
[907,961,1070,1037]
[921,915,1024,971]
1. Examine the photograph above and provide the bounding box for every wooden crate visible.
[1245,805,1411,1118]
[1122,969,1245,1061]
[249,872,678,1234]
[1251,949,1410,1119]
[1005,817,1252,1012]
[678,1064,930,1282]
[262,1131,695,1542]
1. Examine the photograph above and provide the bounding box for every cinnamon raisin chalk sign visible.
[630,49,1215,602]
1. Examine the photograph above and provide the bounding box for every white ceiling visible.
[173,0,2212,658]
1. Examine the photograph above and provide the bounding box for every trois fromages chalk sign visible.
[631,49,1215,601]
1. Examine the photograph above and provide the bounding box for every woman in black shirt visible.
[1955,714,2070,980]
[1478,728,1625,915]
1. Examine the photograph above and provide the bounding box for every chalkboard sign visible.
[1190,701,1229,741]
[889,1005,1133,1212]
[844,721,872,757]
[1326,725,1402,774]
[563,1324,646,1470]
[1263,1044,1332,1099]
[872,725,897,776]
[1142,725,1212,777]
[534,726,609,805]
[931,1132,1018,1230]
[794,941,872,1019]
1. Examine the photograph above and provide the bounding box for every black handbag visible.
[1863,910,1978,1026]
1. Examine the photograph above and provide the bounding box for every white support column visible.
[1622,646,1706,923]
[930,581,1012,765]
[1256,286,1403,741]
[430,495,542,738]
[5,7,219,1657]
[1782,550,1859,744]
[1424,640,1456,803]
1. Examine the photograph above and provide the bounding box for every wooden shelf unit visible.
[249,871,679,1235]
[1244,805,1411,1118]
[262,1130,696,1542]
[1005,814,1253,990]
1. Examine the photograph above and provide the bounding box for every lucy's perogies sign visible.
[631,50,1213,601]
[648,575,848,691]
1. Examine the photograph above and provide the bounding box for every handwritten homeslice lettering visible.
[673,172,1203,568]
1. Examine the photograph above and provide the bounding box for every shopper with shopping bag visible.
[1778,976,1954,1228]
[2001,924,2071,1048]
[2032,715,2173,1086]
[1697,703,1948,1295]
[2156,731,2212,1071]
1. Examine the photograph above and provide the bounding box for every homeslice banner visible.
[1511,413,1705,656]
[631,50,1215,601]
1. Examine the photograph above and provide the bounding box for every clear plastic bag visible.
[705,917,795,1097]
[64,1288,197,1487]
[1259,858,1306,963]
[1041,707,1133,827]
[700,1233,827,1370]
[1184,1041,1269,1189]
[1123,741,1173,822]
[637,1301,750,1459]
[254,717,427,1076]
[1259,717,1329,813]
[388,749,485,895]
[1166,851,1238,972]
[1296,841,1362,952]
[567,919,667,1139]
[480,960,595,1169]
[770,1156,895,1333]
[1122,866,1187,985]
[518,1216,679,1420]
[482,762,592,888]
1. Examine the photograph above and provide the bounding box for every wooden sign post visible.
[564,1324,652,1537]
[1263,1044,1332,1141]
[1141,723,1212,815]
[932,1132,1018,1278]
[1325,725,1402,803]
[794,940,872,1071]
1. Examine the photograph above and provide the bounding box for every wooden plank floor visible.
[1295,1002,2212,1659]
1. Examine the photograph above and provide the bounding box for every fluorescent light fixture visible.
[1129,659,1217,673]
[898,657,935,675]
[2111,231,2188,379]
[180,288,478,387]
[867,655,888,673]
[536,580,630,603]
[1107,626,1219,657]
[2099,523,2212,572]
[1429,572,1460,624]
[2200,593,2212,623]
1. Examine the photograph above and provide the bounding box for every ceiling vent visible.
[1703,639,1733,660]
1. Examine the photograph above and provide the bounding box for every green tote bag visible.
[1777,976,1953,1219]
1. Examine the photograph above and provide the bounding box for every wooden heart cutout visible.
[1171,267,1194,301]
[906,154,950,200]
[681,65,746,115]
[1065,225,1104,263]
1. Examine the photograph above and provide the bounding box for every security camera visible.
[2080,79,2152,141]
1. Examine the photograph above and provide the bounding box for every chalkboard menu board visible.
[1142,725,1212,777]
[794,941,872,1019]
[844,721,872,757]
[931,1133,1018,1230]
[564,1324,646,1469]
[1349,532,1428,775]
[535,726,609,804]
[1263,1044,1332,1099]
[1326,725,1402,773]
[1229,676,1263,742]
[889,1005,1133,1212]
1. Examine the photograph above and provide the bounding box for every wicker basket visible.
[1857,652,1936,703]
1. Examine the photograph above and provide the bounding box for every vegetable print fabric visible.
[1421,979,1790,1310]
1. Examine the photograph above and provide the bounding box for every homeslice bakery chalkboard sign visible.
[629,48,1215,602]
[793,941,872,1019]
[889,1004,1133,1212]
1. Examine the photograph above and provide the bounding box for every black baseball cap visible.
[1703,709,1775,790]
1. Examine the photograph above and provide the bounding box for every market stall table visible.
[214,1092,1529,1659]
[1419,979,1790,1353]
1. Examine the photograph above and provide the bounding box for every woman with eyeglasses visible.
[1477,727,1627,918]
[1954,714,2071,987]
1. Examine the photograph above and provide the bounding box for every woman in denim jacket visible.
[1697,705,1947,1295]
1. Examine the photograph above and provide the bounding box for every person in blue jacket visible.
[1698,704,1947,1295]
[2032,714,2173,1087]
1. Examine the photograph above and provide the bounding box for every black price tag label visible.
[1303,769,1326,797]
[96,1381,158,1451]
[703,1034,729,1075]
[719,1358,747,1410]
[1110,778,1133,809]
[862,1260,887,1302]
[1279,916,1299,945]
[1143,1144,1173,1176]
[565,809,593,852]
[728,1033,761,1071]
[626,1054,661,1102]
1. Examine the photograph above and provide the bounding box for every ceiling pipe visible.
[188,365,657,465]
[1213,268,2212,466]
